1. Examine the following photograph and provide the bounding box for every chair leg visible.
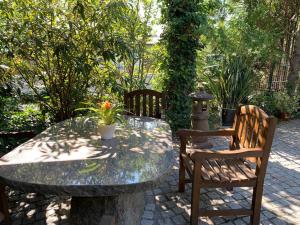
[179,154,185,193]
[250,184,264,225]
[190,162,201,225]
[0,185,11,225]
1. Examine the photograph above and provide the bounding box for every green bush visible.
[273,91,299,114]
[250,91,278,115]
[0,96,48,154]
[0,96,48,132]
[250,91,299,116]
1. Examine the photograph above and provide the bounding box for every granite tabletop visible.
[0,116,174,196]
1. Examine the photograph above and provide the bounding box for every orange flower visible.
[104,100,111,110]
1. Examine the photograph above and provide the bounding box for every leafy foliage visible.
[196,0,289,113]
[0,96,47,132]
[203,55,256,109]
[161,0,206,130]
[77,100,124,125]
[0,0,131,121]
[250,91,299,116]
[249,91,278,115]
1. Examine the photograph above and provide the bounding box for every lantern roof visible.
[189,89,213,101]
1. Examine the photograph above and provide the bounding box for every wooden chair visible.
[0,131,35,225]
[124,89,166,119]
[177,105,277,225]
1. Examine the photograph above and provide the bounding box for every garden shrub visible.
[250,90,299,117]
[0,96,48,154]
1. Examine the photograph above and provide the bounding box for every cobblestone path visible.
[6,120,300,225]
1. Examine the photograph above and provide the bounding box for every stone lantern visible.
[189,89,213,148]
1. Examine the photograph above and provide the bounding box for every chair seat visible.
[182,152,257,187]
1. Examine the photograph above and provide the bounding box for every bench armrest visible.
[177,129,235,139]
[189,148,263,161]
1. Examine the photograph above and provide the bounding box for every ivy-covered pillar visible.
[162,0,204,131]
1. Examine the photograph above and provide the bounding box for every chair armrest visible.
[189,148,263,161]
[177,128,235,139]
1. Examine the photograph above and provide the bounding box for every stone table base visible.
[70,192,144,225]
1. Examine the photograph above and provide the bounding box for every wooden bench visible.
[177,105,277,225]
[124,89,166,119]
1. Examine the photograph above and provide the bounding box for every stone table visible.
[0,116,174,225]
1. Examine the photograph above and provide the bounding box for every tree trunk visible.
[287,28,300,95]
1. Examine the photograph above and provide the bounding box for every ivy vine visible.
[161,0,206,131]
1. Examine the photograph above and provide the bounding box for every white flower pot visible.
[98,124,116,139]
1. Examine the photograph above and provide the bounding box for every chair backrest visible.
[124,89,166,119]
[230,105,277,162]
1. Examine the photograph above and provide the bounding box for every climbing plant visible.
[161,0,206,131]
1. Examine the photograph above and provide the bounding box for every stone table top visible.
[0,116,174,196]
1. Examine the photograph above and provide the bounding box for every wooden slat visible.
[177,129,235,138]
[207,160,230,182]
[149,95,153,117]
[201,179,256,188]
[202,160,220,182]
[155,95,160,118]
[129,96,134,114]
[123,89,165,119]
[135,94,140,116]
[181,154,193,178]
[216,159,239,182]
[161,93,166,112]
[224,159,248,180]
[245,115,255,148]
[235,159,257,179]
[239,116,248,148]
[191,162,202,225]
[257,118,268,148]
[230,159,254,180]
[251,117,260,148]
[199,208,253,217]
[142,93,147,116]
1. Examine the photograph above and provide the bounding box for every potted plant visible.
[77,100,124,139]
[204,55,256,126]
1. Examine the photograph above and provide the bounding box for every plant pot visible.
[98,124,116,140]
[279,112,290,121]
[222,108,236,127]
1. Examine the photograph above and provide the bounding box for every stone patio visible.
[6,120,300,225]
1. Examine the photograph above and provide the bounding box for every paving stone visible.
[271,218,288,225]
[6,120,300,225]
[233,219,247,225]
[161,210,175,218]
[145,203,156,211]
[171,214,186,225]
[141,219,154,225]
[142,210,154,220]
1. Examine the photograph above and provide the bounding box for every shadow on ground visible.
[7,120,300,225]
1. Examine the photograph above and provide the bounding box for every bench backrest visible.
[231,105,277,163]
[124,89,166,119]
